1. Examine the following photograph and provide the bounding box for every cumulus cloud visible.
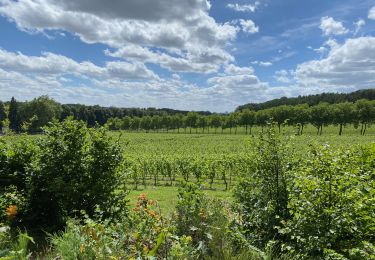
[227,2,260,13]
[294,37,375,89]
[0,49,159,80]
[0,49,289,112]
[230,19,259,34]
[200,64,269,109]
[0,0,237,73]
[274,70,292,83]
[238,19,259,34]
[354,19,365,35]
[319,16,348,36]
[105,45,234,74]
[369,6,375,20]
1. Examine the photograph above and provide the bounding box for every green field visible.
[115,126,374,214]
[4,127,375,216]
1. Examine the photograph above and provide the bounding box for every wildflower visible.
[6,205,17,219]
[80,244,85,253]
[138,193,148,200]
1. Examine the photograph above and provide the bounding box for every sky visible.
[0,0,375,112]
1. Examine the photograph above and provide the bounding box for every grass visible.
[128,186,232,216]
[110,124,374,159]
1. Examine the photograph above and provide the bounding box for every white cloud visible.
[227,2,260,13]
[200,64,268,110]
[0,49,159,80]
[224,64,254,75]
[0,49,290,112]
[0,0,237,74]
[354,19,365,35]
[105,45,234,74]
[308,46,327,55]
[369,6,375,20]
[274,70,292,83]
[238,19,259,34]
[295,37,375,89]
[251,61,273,67]
[319,16,348,36]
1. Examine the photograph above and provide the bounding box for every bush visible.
[0,137,35,226]
[173,182,257,259]
[19,119,127,233]
[233,124,294,251]
[280,144,375,258]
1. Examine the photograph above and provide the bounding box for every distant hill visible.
[236,89,375,112]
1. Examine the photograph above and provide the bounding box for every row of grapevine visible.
[123,154,251,190]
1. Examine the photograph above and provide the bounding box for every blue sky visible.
[0,0,375,112]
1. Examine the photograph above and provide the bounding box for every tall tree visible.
[0,101,6,131]
[271,105,293,133]
[8,97,21,133]
[20,96,62,133]
[332,102,355,136]
[210,114,221,134]
[291,104,310,135]
[185,112,198,134]
[356,99,375,135]
[309,102,331,135]
[240,109,256,135]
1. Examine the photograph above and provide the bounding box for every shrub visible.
[233,124,294,250]
[280,144,375,258]
[174,182,248,259]
[21,119,127,233]
[0,137,35,226]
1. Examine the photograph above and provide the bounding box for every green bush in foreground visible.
[234,125,375,259]
[233,124,294,251]
[1,119,127,234]
[280,144,375,259]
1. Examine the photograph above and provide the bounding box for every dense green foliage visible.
[0,119,127,234]
[234,126,292,250]
[8,97,21,133]
[233,126,375,259]
[281,145,375,258]
[237,88,375,111]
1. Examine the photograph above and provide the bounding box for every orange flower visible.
[6,205,17,219]
[138,193,148,200]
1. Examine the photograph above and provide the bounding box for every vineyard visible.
[1,120,374,259]
[116,126,373,191]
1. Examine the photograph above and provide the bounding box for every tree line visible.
[107,100,375,135]
[1,95,374,135]
[0,96,210,134]
[236,88,375,111]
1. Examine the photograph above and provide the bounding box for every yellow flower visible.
[79,244,85,253]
